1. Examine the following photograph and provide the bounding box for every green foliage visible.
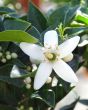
[0,30,38,43]
[27,3,48,33]
[0,7,15,14]
[31,89,55,107]
[3,17,31,31]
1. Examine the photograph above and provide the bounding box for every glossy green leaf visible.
[4,17,31,31]
[31,89,55,107]
[63,6,79,26]
[0,7,15,14]
[0,30,38,43]
[27,3,48,32]
[48,5,79,27]
[27,26,41,41]
[75,11,88,25]
[65,27,88,36]
[48,5,69,26]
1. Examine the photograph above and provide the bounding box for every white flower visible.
[20,30,80,90]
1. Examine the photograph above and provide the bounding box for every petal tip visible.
[34,83,40,90]
[75,36,80,42]
[72,76,78,83]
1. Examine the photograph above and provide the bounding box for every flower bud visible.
[52,77,58,87]
[63,53,73,62]
[11,52,18,59]
[29,107,33,110]
[1,58,6,63]
[32,64,37,72]
[20,105,24,110]
[46,77,52,84]
[6,54,11,60]
[26,84,31,89]
[24,77,31,84]
[26,66,31,72]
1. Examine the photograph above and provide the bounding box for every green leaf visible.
[0,30,38,43]
[75,11,88,25]
[27,26,41,41]
[31,89,55,107]
[0,7,15,14]
[48,5,69,26]
[65,27,88,36]
[48,5,79,27]
[0,64,24,88]
[4,17,31,31]
[63,6,79,26]
[27,3,48,32]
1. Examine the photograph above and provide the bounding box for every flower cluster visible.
[0,46,18,63]
[20,30,80,90]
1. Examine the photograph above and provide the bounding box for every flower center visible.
[44,52,56,61]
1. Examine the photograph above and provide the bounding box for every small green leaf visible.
[0,30,38,43]
[4,17,31,31]
[31,89,55,107]
[75,11,88,25]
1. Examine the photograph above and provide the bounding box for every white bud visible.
[11,52,18,59]
[47,107,51,110]
[20,105,24,110]
[15,2,22,9]
[52,77,58,87]
[46,77,52,84]
[6,51,10,55]
[0,52,3,57]
[24,77,31,84]
[26,84,31,89]
[26,66,31,71]
[59,84,62,87]
[32,64,37,72]
[6,54,11,60]
[0,46,2,51]
[1,58,6,63]
[29,107,33,110]
[63,53,73,62]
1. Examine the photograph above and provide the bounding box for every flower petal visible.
[10,65,21,78]
[59,36,80,58]
[20,43,44,62]
[34,62,53,90]
[44,30,58,48]
[78,40,88,47]
[53,60,78,83]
